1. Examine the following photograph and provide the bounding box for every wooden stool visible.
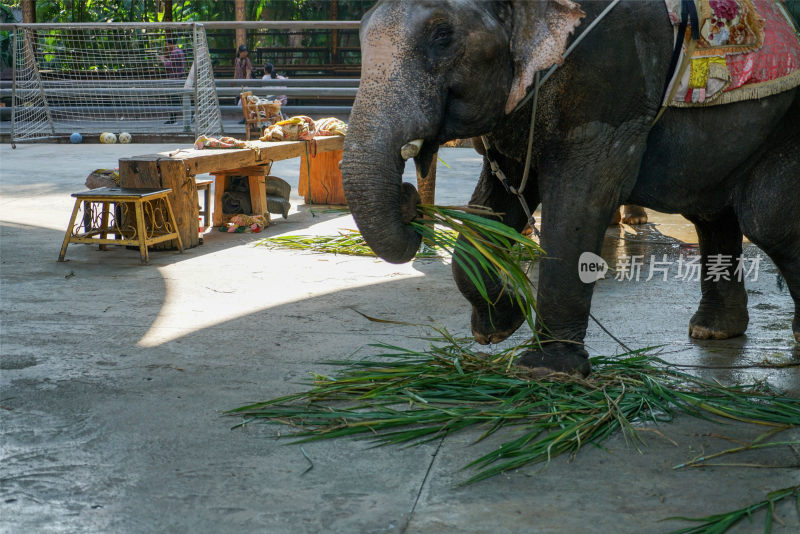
[196,178,213,229]
[58,187,183,264]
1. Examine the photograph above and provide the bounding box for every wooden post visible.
[162,0,173,21]
[158,160,197,249]
[22,0,35,23]
[212,175,227,227]
[417,151,437,205]
[119,158,199,249]
[299,149,346,205]
[235,0,246,53]
[331,0,339,64]
[248,174,267,217]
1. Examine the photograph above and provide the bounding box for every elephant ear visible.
[505,0,585,114]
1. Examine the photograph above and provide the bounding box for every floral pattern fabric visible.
[665,0,800,106]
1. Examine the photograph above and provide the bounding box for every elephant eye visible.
[431,24,453,46]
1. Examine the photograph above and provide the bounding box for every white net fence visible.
[11,23,222,143]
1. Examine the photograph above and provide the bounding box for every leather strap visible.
[654,0,699,124]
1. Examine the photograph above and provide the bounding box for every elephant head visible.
[340,0,584,263]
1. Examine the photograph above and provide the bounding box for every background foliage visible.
[1,1,376,23]
[0,1,377,74]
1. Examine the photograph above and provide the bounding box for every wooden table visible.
[118,136,345,250]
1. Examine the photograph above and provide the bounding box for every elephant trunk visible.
[341,92,433,264]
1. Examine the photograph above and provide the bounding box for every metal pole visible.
[10,28,16,148]
[193,23,200,139]
[23,27,56,136]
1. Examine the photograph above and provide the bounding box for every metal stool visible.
[58,187,183,264]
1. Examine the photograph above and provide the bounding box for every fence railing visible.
[0,21,365,76]
[0,22,364,137]
[0,79,359,98]
[0,77,360,125]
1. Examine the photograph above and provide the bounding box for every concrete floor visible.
[1,143,798,533]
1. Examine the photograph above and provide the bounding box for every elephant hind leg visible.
[686,210,749,340]
[608,205,648,226]
[735,129,800,344]
[765,253,800,344]
[739,225,800,344]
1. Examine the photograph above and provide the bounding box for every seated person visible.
[263,62,289,107]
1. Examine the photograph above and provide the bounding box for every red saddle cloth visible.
[666,0,800,106]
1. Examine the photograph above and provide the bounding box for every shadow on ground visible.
[1,144,798,533]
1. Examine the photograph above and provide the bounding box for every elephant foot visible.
[517,343,591,378]
[621,205,648,225]
[689,306,749,340]
[471,304,526,345]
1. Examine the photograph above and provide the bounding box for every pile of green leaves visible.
[256,229,444,258]
[228,334,800,486]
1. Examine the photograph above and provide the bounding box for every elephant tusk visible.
[400,139,424,161]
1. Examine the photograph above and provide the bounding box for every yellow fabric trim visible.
[689,57,728,89]
[690,58,710,88]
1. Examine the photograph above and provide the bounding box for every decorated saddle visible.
[664,0,800,106]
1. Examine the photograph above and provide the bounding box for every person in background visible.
[234,45,253,80]
[159,38,186,124]
[235,45,253,123]
[159,38,186,79]
[263,62,289,107]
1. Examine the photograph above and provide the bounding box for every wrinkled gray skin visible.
[340,0,800,376]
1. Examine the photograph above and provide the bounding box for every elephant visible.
[340,0,800,376]
[610,205,648,226]
[472,136,649,226]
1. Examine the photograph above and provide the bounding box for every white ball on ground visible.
[100,132,117,144]
[118,132,132,144]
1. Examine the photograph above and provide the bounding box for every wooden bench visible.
[118,136,345,249]
[58,187,183,264]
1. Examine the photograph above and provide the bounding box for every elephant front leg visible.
[453,156,536,344]
[518,161,633,377]
[517,211,614,376]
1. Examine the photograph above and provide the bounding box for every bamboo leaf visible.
[227,328,800,487]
